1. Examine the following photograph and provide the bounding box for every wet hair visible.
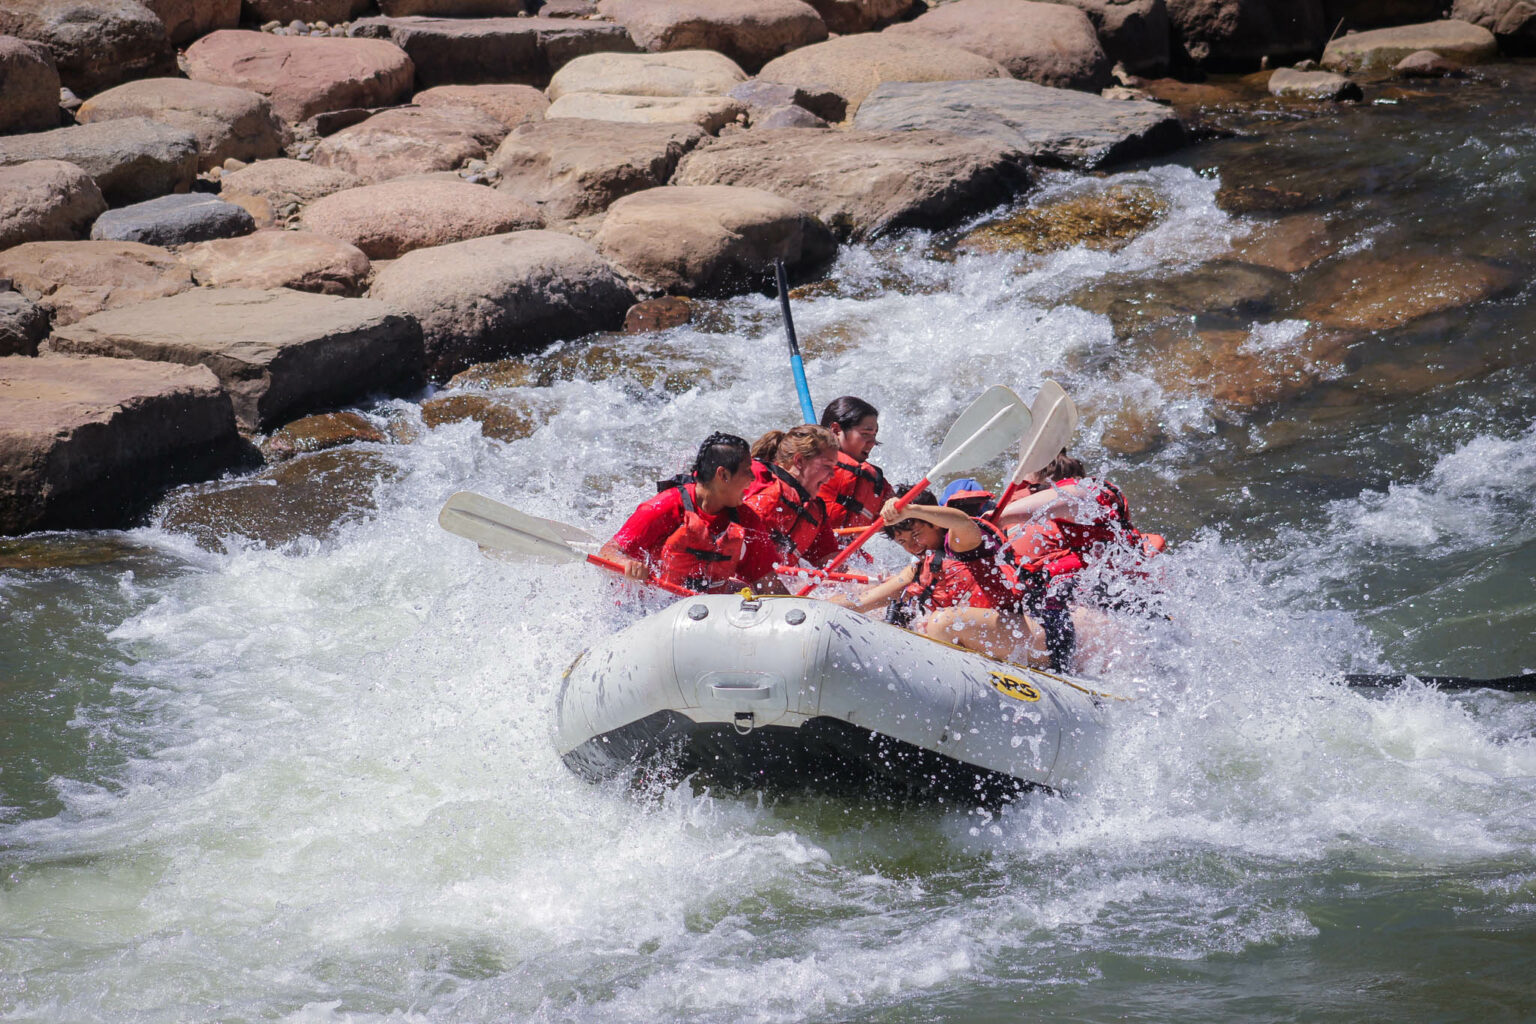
[692,432,751,482]
[881,487,939,538]
[1031,449,1087,489]
[751,425,837,468]
[819,396,879,432]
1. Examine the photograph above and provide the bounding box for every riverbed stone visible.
[1452,0,1536,53]
[1066,260,1292,335]
[1167,0,1328,68]
[348,15,637,88]
[261,409,385,461]
[75,79,288,173]
[1268,67,1364,100]
[854,78,1185,170]
[0,160,106,250]
[885,0,1111,91]
[300,178,543,258]
[185,30,415,123]
[49,287,425,430]
[1142,322,1351,421]
[491,119,705,220]
[545,93,746,133]
[412,83,549,129]
[548,50,748,101]
[309,106,508,183]
[1394,49,1467,75]
[1227,212,1336,273]
[183,229,372,296]
[597,0,828,73]
[1046,0,1171,75]
[139,0,240,44]
[0,292,49,356]
[0,240,193,327]
[419,392,544,441]
[0,0,175,96]
[0,35,61,134]
[218,158,361,215]
[1322,19,1497,71]
[1299,251,1517,331]
[673,128,1032,241]
[90,193,256,247]
[0,354,240,534]
[957,184,1168,256]
[802,0,914,33]
[0,118,197,206]
[369,228,635,378]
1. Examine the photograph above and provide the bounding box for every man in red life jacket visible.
[815,396,894,532]
[601,433,785,594]
[744,425,841,566]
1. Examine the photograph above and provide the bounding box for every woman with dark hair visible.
[744,425,841,566]
[601,433,785,594]
[816,396,895,533]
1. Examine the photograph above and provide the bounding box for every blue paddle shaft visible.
[775,260,816,425]
[790,352,815,425]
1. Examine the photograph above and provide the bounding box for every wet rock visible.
[545,93,746,133]
[347,15,636,88]
[533,333,727,391]
[728,78,842,122]
[0,160,106,250]
[0,532,155,570]
[623,295,692,332]
[75,79,288,173]
[548,50,748,100]
[49,288,424,431]
[0,118,198,206]
[140,0,240,45]
[0,35,61,134]
[751,104,828,129]
[1321,19,1497,71]
[1298,251,1518,331]
[490,119,705,220]
[1065,260,1291,335]
[885,0,1111,91]
[0,292,49,356]
[420,392,542,441]
[300,178,543,259]
[1167,0,1327,68]
[183,229,372,296]
[957,185,1168,256]
[369,228,635,378]
[854,78,1185,170]
[1393,49,1466,76]
[596,0,828,74]
[1268,67,1363,100]
[1051,0,1171,76]
[219,157,361,217]
[185,30,415,123]
[1451,0,1536,54]
[261,409,385,461]
[1227,212,1336,273]
[756,32,1009,119]
[802,0,914,34]
[412,83,549,129]
[244,0,369,22]
[0,354,239,535]
[379,0,524,12]
[673,128,1033,241]
[0,240,193,327]
[90,193,256,247]
[1141,322,1351,417]
[0,0,175,96]
[310,106,508,183]
[446,357,539,389]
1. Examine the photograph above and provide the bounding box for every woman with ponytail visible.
[743,424,841,566]
[815,396,895,532]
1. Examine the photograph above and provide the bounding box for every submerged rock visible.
[623,295,692,332]
[420,392,544,441]
[957,185,1169,256]
[1299,251,1518,331]
[261,410,387,461]
[1227,212,1336,273]
[1066,260,1292,335]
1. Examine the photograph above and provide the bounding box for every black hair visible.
[1029,449,1088,491]
[819,396,879,432]
[692,432,751,482]
[880,487,939,538]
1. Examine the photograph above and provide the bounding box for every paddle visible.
[776,565,876,584]
[1344,672,1536,692]
[438,491,697,597]
[797,386,1031,596]
[987,379,1080,524]
[775,258,817,425]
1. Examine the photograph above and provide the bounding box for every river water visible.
[4,68,1536,1022]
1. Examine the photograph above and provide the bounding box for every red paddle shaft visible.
[587,554,697,596]
[775,564,875,584]
[796,477,929,596]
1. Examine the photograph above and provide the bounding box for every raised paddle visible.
[797,386,1031,596]
[987,378,1080,524]
[775,259,817,425]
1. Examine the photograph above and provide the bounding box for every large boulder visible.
[597,0,828,73]
[1167,0,1328,68]
[75,78,287,173]
[673,128,1033,240]
[0,240,193,327]
[0,354,240,535]
[0,0,174,96]
[545,93,745,133]
[185,30,415,123]
[300,178,543,258]
[49,288,425,431]
[140,0,240,45]
[369,229,634,378]
[310,106,508,183]
[547,50,748,100]
[244,0,370,21]
[184,230,372,296]
[885,0,1111,91]
[1322,19,1498,70]
[0,292,50,356]
[0,118,197,205]
[412,83,549,129]
[854,78,1185,170]
[90,193,256,246]
[0,160,105,250]
[802,0,915,34]
[756,32,1010,119]
[491,119,705,220]
[1045,0,1171,75]
[348,16,637,88]
[0,35,60,134]
[1452,0,1536,53]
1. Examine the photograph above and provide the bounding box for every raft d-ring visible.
[733,711,755,735]
[738,589,761,612]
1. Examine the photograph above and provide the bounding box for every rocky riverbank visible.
[0,0,1526,535]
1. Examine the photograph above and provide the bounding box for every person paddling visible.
[744,425,841,567]
[601,433,786,595]
[816,396,894,532]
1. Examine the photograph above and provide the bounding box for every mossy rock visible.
[958,185,1169,257]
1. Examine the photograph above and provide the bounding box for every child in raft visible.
[743,425,841,567]
[816,396,894,532]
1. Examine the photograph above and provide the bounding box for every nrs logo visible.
[990,671,1041,702]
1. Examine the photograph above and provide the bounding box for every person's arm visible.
[603,492,682,580]
[827,563,916,612]
[881,499,982,552]
[598,540,649,580]
[993,483,1088,532]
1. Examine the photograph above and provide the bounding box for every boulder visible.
[592,185,836,295]
[0,160,106,250]
[300,178,543,258]
[547,50,748,100]
[595,0,828,74]
[419,392,544,441]
[853,78,1185,170]
[1167,0,1328,68]
[0,292,49,356]
[140,0,240,44]
[90,193,256,246]
[0,35,61,134]
[185,30,414,123]
[261,410,385,462]
[243,0,370,21]
[801,0,914,34]
[75,79,288,173]
[1452,0,1536,53]
[184,229,372,296]
[728,78,841,121]
[545,93,746,133]
[1299,251,1517,331]
[0,354,241,535]
[369,229,635,377]
[1045,0,1171,76]
[491,119,705,220]
[957,184,1168,256]
[219,157,361,212]
[0,240,194,327]
[0,0,174,96]
[348,16,637,88]
[49,288,425,431]
[751,104,829,129]
[310,106,508,183]
[412,83,549,129]
[1268,67,1364,100]
[0,118,198,205]
[1322,19,1498,71]
[674,128,1033,241]
[1394,49,1467,75]
[756,32,1010,119]
[623,295,691,332]
[378,0,523,13]
[885,0,1111,91]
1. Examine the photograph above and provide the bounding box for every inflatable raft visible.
[556,594,1113,804]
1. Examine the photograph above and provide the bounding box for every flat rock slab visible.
[596,0,828,73]
[0,34,61,134]
[310,106,508,183]
[1322,19,1497,71]
[1268,67,1363,100]
[185,30,415,123]
[547,49,748,100]
[413,83,549,128]
[0,292,50,356]
[853,78,1186,170]
[0,240,194,327]
[348,16,636,87]
[884,0,1110,91]
[0,0,175,95]
[0,118,198,206]
[301,178,544,258]
[369,229,635,378]
[492,119,705,220]
[184,230,372,296]
[546,93,746,133]
[49,288,425,431]
[0,160,106,250]
[0,354,239,535]
[76,78,288,173]
[673,128,1033,240]
[90,193,257,247]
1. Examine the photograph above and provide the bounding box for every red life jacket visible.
[817,451,892,530]
[743,462,827,560]
[1005,521,1086,582]
[657,485,749,590]
[1042,477,1137,553]
[902,551,998,612]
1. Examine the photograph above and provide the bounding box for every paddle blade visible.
[932,385,1030,476]
[1014,379,1080,482]
[438,491,589,564]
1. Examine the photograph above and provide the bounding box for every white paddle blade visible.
[438,491,589,564]
[933,386,1031,475]
[1014,381,1080,482]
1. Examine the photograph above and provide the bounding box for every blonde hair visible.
[751,424,837,468]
